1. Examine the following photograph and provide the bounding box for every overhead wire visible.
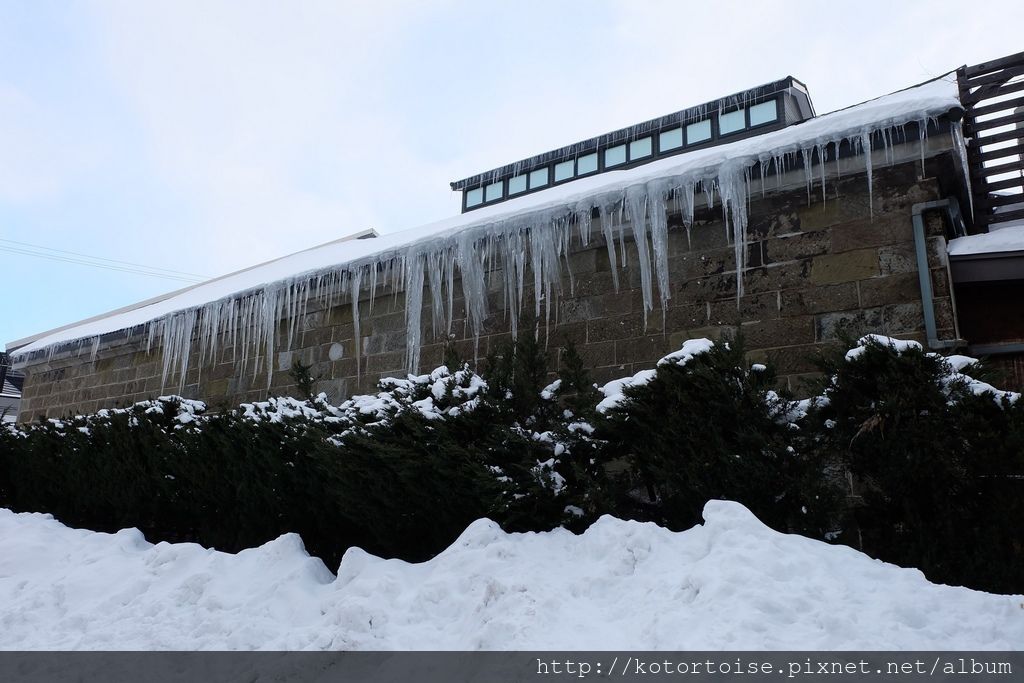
[0,238,209,284]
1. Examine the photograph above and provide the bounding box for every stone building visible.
[9,53,1024,422]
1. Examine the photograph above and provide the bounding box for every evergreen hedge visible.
[2,333,1022,593]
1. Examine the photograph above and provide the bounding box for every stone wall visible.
[17,156,960,421]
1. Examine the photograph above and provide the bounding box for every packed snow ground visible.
[1,500,1020,650]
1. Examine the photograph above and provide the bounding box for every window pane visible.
[529,167,549,189]
[554,160,574,182]
[466,188,483,207]
[508,175,527,195]
[485,181,503,202]
[749,100,778,126]
[686,119,711,144]
[605,144,626,167]
[629,137,652,159]
[577,153,598,175]
[659,127,683,151]
[719,108,745,135]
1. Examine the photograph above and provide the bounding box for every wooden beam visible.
[963,51,1024,78]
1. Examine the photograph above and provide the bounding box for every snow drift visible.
[1,500,1019,650]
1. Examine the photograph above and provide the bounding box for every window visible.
[508,174,527,195]
[485,181,503,202]
[659,127,683,151]
[554,160,574,182]
[629,136,652,159]
[749,100,778,126]
[686,119,711,144]
[719,108,745,135]
[529,167,549,189]
[577,153,598,175]
[465,188,483,207]
[605,144,626,167]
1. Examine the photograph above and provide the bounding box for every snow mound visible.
[1,502,1020,650]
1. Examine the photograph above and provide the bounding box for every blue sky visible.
[2,0,1022,348]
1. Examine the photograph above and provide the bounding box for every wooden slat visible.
[966,109,1024,133]
[988,207,1024,225]
[970,146,1024,163]
[984,176,1024,192]
[961,63,1024,89]
[974,127,1024,145]
[971,94,1024,117]
[963,51,1024,78]
[962,79,1024,105]
[975,192,1024,209]
[971,159,1024,177]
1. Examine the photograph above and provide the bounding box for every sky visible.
[2,0,1022,348]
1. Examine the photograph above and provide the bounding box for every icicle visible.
[860,131,874,219]
[818,144,826,204]
[403,253,425,374]
[950,119,974,221]
[350,268,363,379]
[802,146,814,205]
[597,204,620,291]
[625,188,654,320]
[718,164,751,303]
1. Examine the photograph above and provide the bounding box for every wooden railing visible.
[957,51,1024,231]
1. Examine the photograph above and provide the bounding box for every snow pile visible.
[0,500,1019,650]
[13,77,963,391]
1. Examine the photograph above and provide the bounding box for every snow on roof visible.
[12,75,962,364]
[948,225,1024,256]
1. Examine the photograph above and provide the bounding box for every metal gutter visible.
[911,198,967,350]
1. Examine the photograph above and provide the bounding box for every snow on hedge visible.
[1,499,1019,650]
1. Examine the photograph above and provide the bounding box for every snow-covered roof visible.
[12,75,962,365]
[948,225,1024,257]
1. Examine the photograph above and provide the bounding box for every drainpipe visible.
[910,198,966,350]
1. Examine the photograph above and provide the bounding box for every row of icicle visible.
[22,116,965,393]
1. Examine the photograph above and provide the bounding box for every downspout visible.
[910,198,966,350]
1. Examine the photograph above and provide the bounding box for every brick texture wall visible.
[17,159,957,421]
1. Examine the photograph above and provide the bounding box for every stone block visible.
[577,340,616,367]
[740,316,815,349]
[764,230,831,263]
[560,298,596,324]
[810,248,879,285]
[796,195,872,232]
[709,292,779,324]
[615,335,672,366]
[588,313,658,343]
[686,220,730,251]
[742,261,811,295]
[780,282,859,317]
[815,307,884,343]
[763,343,835,375]
[858,272,921,308]
[830,212,913,253]
[878,244,917,275]
[883,302,925,334]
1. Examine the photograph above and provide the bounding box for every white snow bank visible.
[14,77,961,361]
[948,225,1024,256]
[2,498,1020,650]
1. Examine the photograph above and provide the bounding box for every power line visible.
[0,245,207,283]
[0,237,210,279]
